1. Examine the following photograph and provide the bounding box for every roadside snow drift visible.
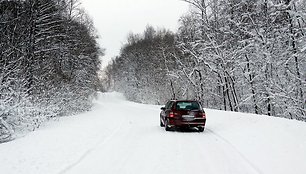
[0,92,306,174]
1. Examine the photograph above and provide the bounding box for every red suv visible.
[160,100,206,132]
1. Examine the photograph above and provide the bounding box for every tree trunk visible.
[224,75,233,111]
[286,0,304,108]
[245,55,259,114]
[25,0,36,95]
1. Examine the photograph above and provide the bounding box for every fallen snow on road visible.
[1,92,306,174]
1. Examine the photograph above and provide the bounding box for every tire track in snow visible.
[58,119,126,174]
[205,128,263,174]
[109,124,138,174]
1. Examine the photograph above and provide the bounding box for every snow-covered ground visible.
[1,92,306,174]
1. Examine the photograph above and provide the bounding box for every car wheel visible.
[165,120,171,131]
[160,119,164,127]
[198,127,204,132]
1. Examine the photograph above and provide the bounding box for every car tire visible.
[165,126,171,131]
[160,119,164,127]
[198,127,204,132]
[165,120,171,131]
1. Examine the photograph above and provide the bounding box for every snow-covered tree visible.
[0,0,103,142]
[107,0,305,121]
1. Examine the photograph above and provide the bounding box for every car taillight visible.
[169,112,175,118]
[200,112,206,118]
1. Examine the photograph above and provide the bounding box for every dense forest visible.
[106,0,305,121]
[0,0,102,142]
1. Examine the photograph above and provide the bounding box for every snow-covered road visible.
[1,92,306,174]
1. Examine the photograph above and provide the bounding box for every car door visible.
[161,101,173,122]
[160,102,168,122]
[164,101,174,119]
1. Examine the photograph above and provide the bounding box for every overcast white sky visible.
[80,0,189,68]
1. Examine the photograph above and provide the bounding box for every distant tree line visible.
[105,26,179,104]
[106,0,305,121]
[0,0,102,142]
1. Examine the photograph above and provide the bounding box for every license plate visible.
[182,115,195,121]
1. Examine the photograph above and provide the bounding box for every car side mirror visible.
[161,107,166,111]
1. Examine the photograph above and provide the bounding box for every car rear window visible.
[176,101,201,110]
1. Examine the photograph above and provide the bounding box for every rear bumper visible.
[168,118,206,128]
